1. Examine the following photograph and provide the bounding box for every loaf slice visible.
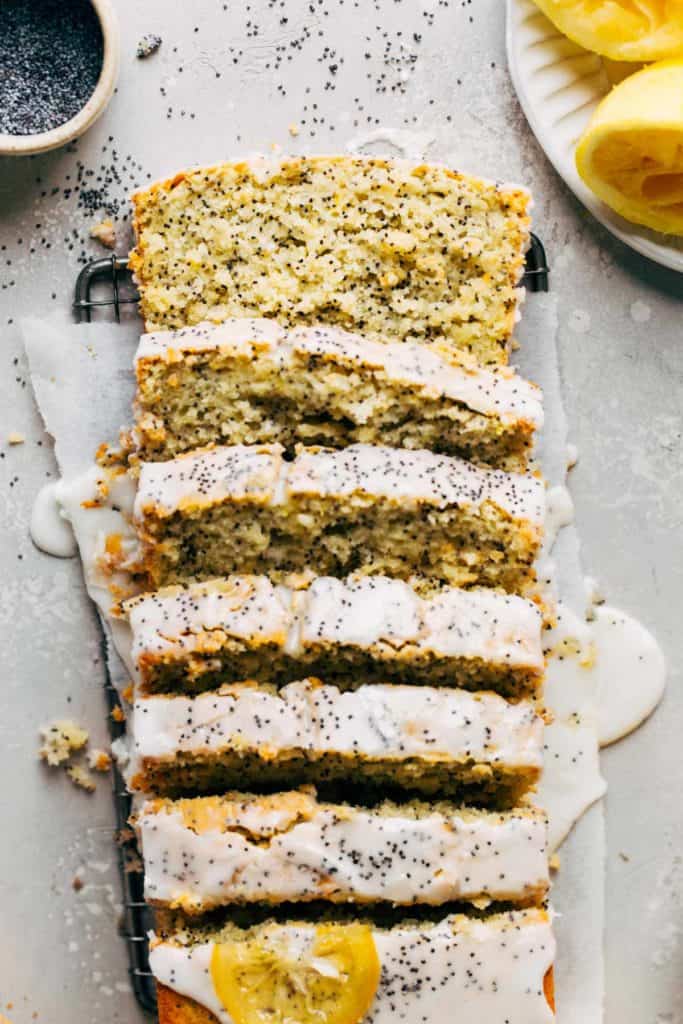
[125,574,544,699]
[151,909,555,1024]
[137,789,549,913]
[129,156,531,366]
[133,319,543,468]
[134,443,545,593]
[113,679,544,806]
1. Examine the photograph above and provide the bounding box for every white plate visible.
[506,0,683,272]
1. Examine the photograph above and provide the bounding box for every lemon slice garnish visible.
[533,0,683,62]
[576,59,683,234]
[211,923,381,1024]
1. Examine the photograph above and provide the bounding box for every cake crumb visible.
[39,720,89,767]
[7,432,24,444]
[288,122,300,137]
[619,851,630,862]
[88,748,112,772]
[111,705,125,723]
[72,875,84,892]
[136,34,162,58]
[90,220,116,249]
[549,853,561,872]
[66,764,96,793]
[123,848,144,874]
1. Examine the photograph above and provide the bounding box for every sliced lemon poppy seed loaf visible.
[127,154,554,1024]
[132,319,543,469]
[125,574,544,699]
[151,909,555,1024]
[136,789,549,913]
[133,443,545,593]
[129,156,531,366]
[113,679,544,806]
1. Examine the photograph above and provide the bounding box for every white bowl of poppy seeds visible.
[0,0,120,156]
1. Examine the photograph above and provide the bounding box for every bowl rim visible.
[0,0,121,156]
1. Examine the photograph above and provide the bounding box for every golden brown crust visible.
[157,983,219,1024]
[544,967,556,1013]
[129,156,530,360]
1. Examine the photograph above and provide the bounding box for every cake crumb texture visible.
[130,156,530,366]
[66,763,97,793]
[133,320,542,467]
[88,748,112,772]
[39,719,89,766]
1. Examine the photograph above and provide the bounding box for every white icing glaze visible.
[115,681,544,788]
[126,576,294,664]
[530,462,607,851]
[532,485,575,616]
[127,574,543,677]
[292,326,543,425]
[539,598,666,847]
[135,443,545,525]
[300,576,422,649]
[134,444,284,518]
[30,481,78,557]
[137,318,285,358]
[543,485,574,554]
[592,604,666,747]
[51,464,142,678]
[139,797,548,909]
[540,602,606,851]
[288,445,545,524]
[149,911,556,1024]
[537,719,606,853]
[417,584,542,665]
[54,465,141,617]
[135,319,544,427]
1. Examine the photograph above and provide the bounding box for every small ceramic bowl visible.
[0,0,120,157]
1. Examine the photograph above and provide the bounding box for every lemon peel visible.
[576,59,683,234]
[534,0,683,62]
[211,923,381,1024]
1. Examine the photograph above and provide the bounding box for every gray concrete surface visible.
[0,2,680,1021]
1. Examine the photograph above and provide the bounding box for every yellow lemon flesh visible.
[533,1,683,61]
[576,59,683,234]
[211,923,381,1024]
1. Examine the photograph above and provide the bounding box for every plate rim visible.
[505,0,683,274]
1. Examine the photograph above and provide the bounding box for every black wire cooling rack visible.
[103,674,157,1013]
[72,232,550,1016]
[74,234,549,322]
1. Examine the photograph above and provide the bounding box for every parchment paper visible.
[21,298,606,1023]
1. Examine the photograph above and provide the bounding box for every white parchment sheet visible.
[22,293,606,1023]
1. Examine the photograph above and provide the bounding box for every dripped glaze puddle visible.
[30,481,78,557]
[542,602,605,850]
[591,604,667,747]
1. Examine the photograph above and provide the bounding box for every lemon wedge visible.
[211,923,381,1024]
[575,59,683,234]
[533,0,683,61]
